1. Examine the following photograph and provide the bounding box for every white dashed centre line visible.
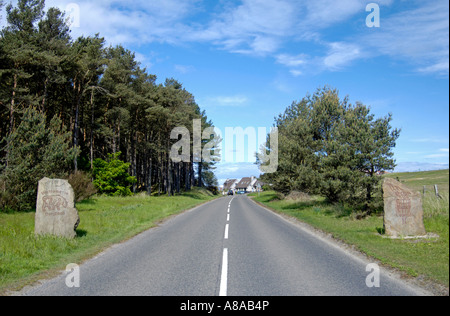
[219,248,228,296]
[219,197,234,296]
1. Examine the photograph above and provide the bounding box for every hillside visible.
[384,169,449,194]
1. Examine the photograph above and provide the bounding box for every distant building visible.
[223,179,239,194]
[236,176,258,193]
[223,177,264,194]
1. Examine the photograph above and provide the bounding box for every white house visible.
[235,176,258,193]
[223,179,239,194]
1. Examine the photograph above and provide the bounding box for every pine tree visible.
[343,104,401,213]
[0,107,78,211]
[1,0,45,134]
[259,87,401,213]
[0,1,218,209]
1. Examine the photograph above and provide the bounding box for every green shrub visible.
[68,171,98,202]
[207,186,219,195]
[93,153,136,196]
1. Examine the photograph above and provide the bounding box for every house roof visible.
[236,177,252,189]
[223,179,237,191]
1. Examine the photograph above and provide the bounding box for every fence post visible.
[435,185,443,199]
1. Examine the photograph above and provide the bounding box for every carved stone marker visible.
[35,178,80,239]
[383,178,426,237]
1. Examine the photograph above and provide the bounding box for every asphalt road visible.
[23,195,428,296]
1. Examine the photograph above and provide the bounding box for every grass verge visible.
[250,171,449,293]
[0,188,217,294]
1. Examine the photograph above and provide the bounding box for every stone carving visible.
[35,178,80,239]
[383,178,426,237]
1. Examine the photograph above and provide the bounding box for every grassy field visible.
[0,189,217,294]
[384,169,449,194]
[251,169,449,292]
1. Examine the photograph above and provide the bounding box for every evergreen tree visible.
[1,0,45,134]
[36,7,72,112]
[0,1,4,19]
[0,0,218,210]
[343,104,401,213]
[0,107,78,211]
[258,87,400,213]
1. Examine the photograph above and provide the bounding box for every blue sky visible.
[2,0,449,184]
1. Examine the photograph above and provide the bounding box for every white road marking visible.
[219,248,228,296]
[224,224,229,239]
[220,197,233,296]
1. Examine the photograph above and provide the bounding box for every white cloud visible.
[301,0,364,28]
[412,138,449,144]
[275,42,363,75]
[424,153,449,159]
[206,95,249,107]
[174,64,195,74]
[215,162,261,184]
[395,162,449,173]
[3,0,446,76]
[289,70,303,77]
[276,54,308,68]
[363,0,449,75]
[193,0,296,56]
[423,148,450,159]
[322,42,362,71]
[41,0,200,46]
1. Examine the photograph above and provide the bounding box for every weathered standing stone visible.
[383,178,426,237]
[35,178,80,239]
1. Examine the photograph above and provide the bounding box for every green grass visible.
[250,169,449,289]
[0,188,217,293]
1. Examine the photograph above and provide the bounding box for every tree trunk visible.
[185,162,190,191]
[90,89,95,170]
[73,83,82,171]
[10,73,17,135]
[198,161,203,187]
[147,157,153,196]
[41,77,49,113]
[131,131,137,193]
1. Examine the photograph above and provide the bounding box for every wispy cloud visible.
[423,148,450,159]
[3,0,444,76]
[174,64,195,74]
[424,153,449,159]
[363,0,449,76]
[411,138,449,144]
[42,0,200,46]
[276,54,308,68]
[216,162,261,185]
[192,0,296,56]
[206,95,249,107]
[322,42,362,71]
[395,162,449,173]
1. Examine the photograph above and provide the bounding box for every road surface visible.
[23,195,428,296]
